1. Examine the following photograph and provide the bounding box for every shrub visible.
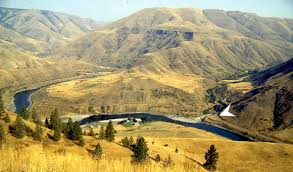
[78,137,85,147]
[10,116,26,139]
[4,114,11,123]
[163,155,174,168]
[121,136,130,147]
[0,123,5,145]
[18,106,30,120]
[52,128,61,142]
[89,127,95,136]
[155,154,161,162]
[93,143,103,158]
[175,148,178,153]
[32,124,43,141]
[98,125,105,140]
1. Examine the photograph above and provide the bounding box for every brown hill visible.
[55,8,291,79]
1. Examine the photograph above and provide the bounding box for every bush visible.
[155,154,161,162]
[93,143,103,158]
[52,128,61,142]
[121,136,130,147]
[98,125,105,140]
[88,127,95,136]
[175,148,178,153]
[203,144,219,171]
[78,137,85,147]
[32,124,43,141]
[4,114,11,123]
[18,106,30,120]
[163,155,174,168]
[10,116,26,139]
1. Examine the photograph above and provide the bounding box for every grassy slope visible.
[1,113,293,172]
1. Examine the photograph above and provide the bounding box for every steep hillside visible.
[55,8,291,79]
[0,7,100,54]
[205,59,293,142]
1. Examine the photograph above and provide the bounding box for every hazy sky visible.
[0,0,292,21]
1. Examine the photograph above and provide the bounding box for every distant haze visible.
[0,0,292,21]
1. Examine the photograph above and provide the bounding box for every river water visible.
[14,89,252,141]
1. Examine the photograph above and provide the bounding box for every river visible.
[14,88,253,141]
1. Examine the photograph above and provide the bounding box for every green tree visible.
[10,116,26,139]
[129,136,134,146]
[45,118,50,129]
[52,128,61,142]
[89,127,95,136]
[98,125,105,140]
[4,113,11,123]
[105,120,115,142]
[131,136,149,163]
[155,154,161,162]
[93,143,103,158]
[18,106,30,120]
[203,144,219,171]
[50,109,62,131]
[32,124,43,141]
[0,123,5,145]
[121,136,130,147]
[31,109,39,123]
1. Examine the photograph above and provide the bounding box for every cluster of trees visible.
[98,121,115,142]
[18,106,40,124]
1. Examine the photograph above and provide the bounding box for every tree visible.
[0,123,5,145]
[155,154,161,162]
[131,136,149,163]
[98,124,105,140]
[52,128,61,142]
[50,109,62,131]
[105,120,115,142]
[4,113,11,123]
[64,119,82,140]
[10,116,26,139]
[32,124,43,141]
[31,109,39,123]
[18,106,30,120]
[121,136,130,147]
[203,144,219,171]
[93,143,103,158]
[129,136,134,146]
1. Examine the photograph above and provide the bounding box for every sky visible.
[0,0,292,21]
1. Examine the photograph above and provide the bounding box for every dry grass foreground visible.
[1,113,293,172]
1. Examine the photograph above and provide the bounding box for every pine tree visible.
[0,123,5,145]
[121,136,130,147]
[105,120,115,142]
[64,118,73,138]
[155,154,161,162]
[32,124,43,141]
[93,143,103,158]
[31,109,39,123]
[50,109,62,131]
[78,137,85,147]
[4,113,11,123]
[98,124,105,140]
[129,136,134,146]
[18,106,30,120]
[52,128,61,142]
[131,136,149,163]
[203,144,219,171]
[72,121,82,140]
[11,116,26,139]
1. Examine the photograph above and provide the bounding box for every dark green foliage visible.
[129,136,134,146]
[18,106,30,120]
[131,136,149,163]
[52,128,61,141]
[121,136,130,147]
[50,109,62,131]
[64,119,82,140]
[4,113,11,123]
[0,123,5,145]
[163,155,174,167]
[78,137,85,147]
[32,124,43,141]
[155,154,161,162]
[203,144,219,171]
[93,143,103,158]
[105,120,115,142]
[98,125,105,140]
[10,116,26,139]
